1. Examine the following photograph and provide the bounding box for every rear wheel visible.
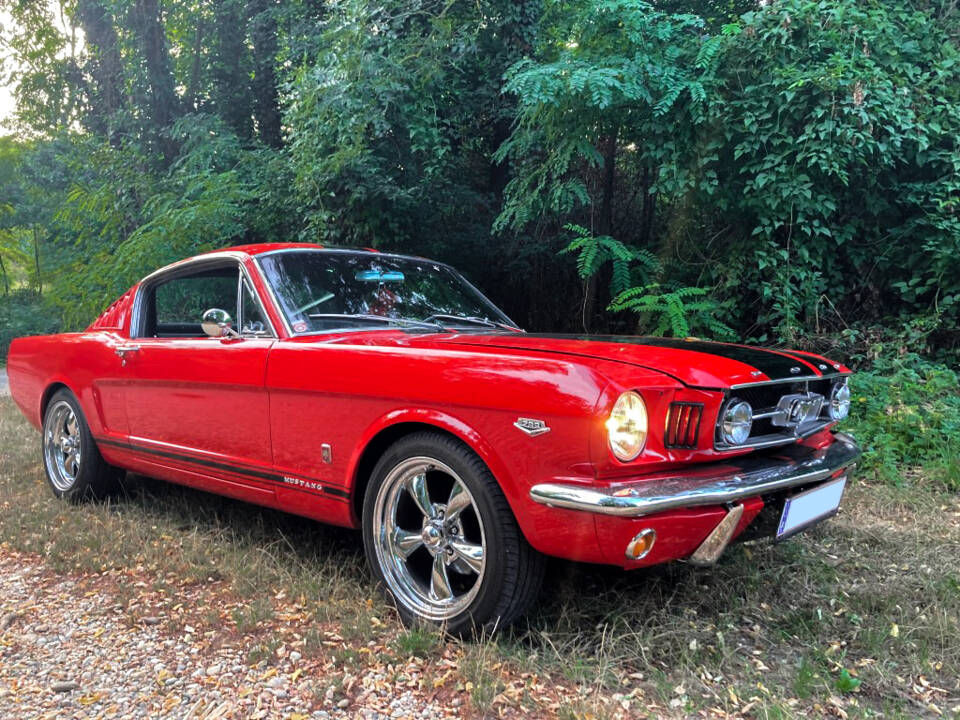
[42,389,122,502]
[362,432,545,635]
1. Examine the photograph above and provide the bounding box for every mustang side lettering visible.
[8,244,861,632]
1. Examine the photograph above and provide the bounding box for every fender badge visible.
[790,366,802,374]
[514,418,551,437]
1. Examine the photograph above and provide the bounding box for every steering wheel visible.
[294,292,335,317]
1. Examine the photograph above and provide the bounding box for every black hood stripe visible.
[518,334,821,381]
[774,348,838,371]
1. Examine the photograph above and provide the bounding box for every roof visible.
[205,243,380,257]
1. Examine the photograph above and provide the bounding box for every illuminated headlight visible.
[828,380,851,420]
[720,399,753,445]
[606,391,648,461]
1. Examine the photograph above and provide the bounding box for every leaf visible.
[835,668,862,693]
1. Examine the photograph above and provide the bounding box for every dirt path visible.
[0,368,7,397]
[0,548,470,720]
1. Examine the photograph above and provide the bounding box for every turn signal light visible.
[625,528,656,561]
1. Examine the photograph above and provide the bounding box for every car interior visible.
[137,264,269,338]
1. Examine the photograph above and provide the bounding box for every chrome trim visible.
[729,372,849,389]
[253,248,522,334]
[529,432,860,517]
[130,255,278,339]
[625,528,656,561]
[250,256,293,336]
[43,400,82,491]
[688,503,744,565]
[715,421,835,451]
[514,418,551,437]
[239,274,274,337]
[136,250,249,286]
[714,375,849,451]
[371,456,486,621]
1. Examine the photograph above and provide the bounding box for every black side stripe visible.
[95,437,350,501]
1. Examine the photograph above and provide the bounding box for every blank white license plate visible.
[776,476,847,539]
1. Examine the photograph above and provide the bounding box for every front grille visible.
[665,402,703,448]
[716,376,845,450]
[734,378,833,410]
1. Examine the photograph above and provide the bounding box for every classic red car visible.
[8,244,860,632]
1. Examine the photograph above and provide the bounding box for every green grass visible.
[1,396,958,718]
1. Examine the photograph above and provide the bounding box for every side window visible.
[147,267,239,338]
[240,279,270,336]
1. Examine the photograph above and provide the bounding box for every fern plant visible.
[561,223,659,296]
[608,283,734,338]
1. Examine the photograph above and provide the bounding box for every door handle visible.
[115,345,141,365]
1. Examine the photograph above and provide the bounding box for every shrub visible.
[0,291,62,362]
[849,353,960,491]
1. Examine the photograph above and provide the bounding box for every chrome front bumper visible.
[530,432,861,518]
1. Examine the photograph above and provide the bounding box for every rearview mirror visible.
[201,308,237,338]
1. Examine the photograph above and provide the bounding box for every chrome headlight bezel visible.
[827,379,851,421]
[606,391,648,462]
[720,398,753,446]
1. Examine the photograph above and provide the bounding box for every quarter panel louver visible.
[665,402,704,449]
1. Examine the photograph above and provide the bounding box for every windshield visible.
[257,250,517,334]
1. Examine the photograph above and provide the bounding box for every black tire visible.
[362,431,545,635]
[41,389,123,502]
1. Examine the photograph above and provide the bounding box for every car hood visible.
[401,333,848,389]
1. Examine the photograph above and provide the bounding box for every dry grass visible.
[1,396,958,718]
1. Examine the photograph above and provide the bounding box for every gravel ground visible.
[0,549,468,720]
[0,368,8,397]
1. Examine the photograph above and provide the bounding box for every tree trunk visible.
[33,227,42,295]
[77,0,126,142]
[640,166,657,247]
[249,0,282,147]
[0,254,8,295]
[211,0,254,141]
[133,0,180,162]
[582,132,617,332]
[187,21,204,113]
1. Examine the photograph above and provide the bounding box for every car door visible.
[121,258,277,500]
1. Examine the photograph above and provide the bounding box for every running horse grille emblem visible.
[513,418,551,437]
[771,393,825,429]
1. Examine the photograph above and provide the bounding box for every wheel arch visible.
[348,411,515,527]
[40,381,73,420]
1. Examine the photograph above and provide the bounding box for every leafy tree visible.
[0,0,955,365]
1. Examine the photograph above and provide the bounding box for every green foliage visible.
[561,224,658,296]
[0,291,61,360]
[495,0,724,233]
[495,0,960,353]
[284,0,537,255]
[0,0,956,382]
[834,668,862,695]
[608,283,734,339]
[711,0,960,344]
[849,354,960,490]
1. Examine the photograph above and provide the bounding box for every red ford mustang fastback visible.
[8,244,860,632]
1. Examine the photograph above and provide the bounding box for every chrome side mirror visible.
[201,308,238,338]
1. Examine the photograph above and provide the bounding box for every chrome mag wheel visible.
[372,456,487,621]
[43,400,82,491]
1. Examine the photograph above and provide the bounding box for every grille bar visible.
[715,375,849,450]
[665,402,703,449]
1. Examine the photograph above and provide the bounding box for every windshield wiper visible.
[305,313,445,332]
[424,314,518,331]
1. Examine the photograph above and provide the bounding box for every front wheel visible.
[362,432,545,635]
[42,389,122,502]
